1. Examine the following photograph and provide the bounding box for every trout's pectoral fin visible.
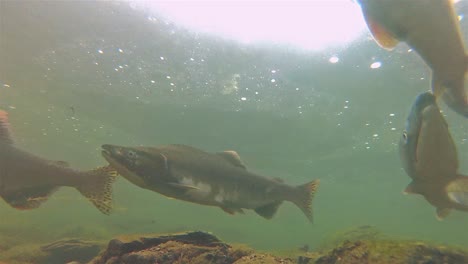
[254,201,282,219]
[217,151,246,169]
[363,13,399,50]
[436,207,451,220]
[1,186,58,210]
[220,207,244,215]
[168,183,200,190]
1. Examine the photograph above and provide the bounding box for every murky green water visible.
[1,0,468,258]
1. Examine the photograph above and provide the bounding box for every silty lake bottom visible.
[0,0,467,262]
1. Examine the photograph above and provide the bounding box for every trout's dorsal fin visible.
[363,13,399,50]
[0,110,14,145]
[217,151,246,169]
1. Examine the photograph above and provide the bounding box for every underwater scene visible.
[1,1,468,263]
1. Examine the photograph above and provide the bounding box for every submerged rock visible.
[89,231,292,264]
[40,238,103,264]
[4,229,467,264]
[319,225,383,250]
[313,239,468,264]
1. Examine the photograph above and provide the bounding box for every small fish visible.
[399,92,468,219]
[0,110,117,214]
[101,144,319,222]
[356,0,468,117]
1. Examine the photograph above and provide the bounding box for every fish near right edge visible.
[399,91,468,219]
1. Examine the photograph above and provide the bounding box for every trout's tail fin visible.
[290,179,320,222]
[76,166,118,215]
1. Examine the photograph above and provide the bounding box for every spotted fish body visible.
[0,110,116,214]
[356,0,468,117]
[102,144,319,221]
[399,92,468,219]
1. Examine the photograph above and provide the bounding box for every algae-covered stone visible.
[315,239,468,264]
[89,231,251,264]
[40,238,103,264]
[233,253,294,264]
[319,225,383,250]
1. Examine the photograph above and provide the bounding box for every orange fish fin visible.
[76,166,117,215]
[1,186,58,210]
[217,150,246,169]
[290,179,320,223]
[363,13,399,50]
[436,207,451,220]
[0,109,14,144]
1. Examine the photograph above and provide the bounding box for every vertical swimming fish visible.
[400,92,468,219]
[0,110,117,214]
[101,144,319,222]
[356,0,468,117]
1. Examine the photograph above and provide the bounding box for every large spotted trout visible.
[102,144,319,222]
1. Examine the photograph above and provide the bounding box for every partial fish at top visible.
[356,0,468,117]
[399,92,468,219]
[101,144,319,222]
[0,110,117,214]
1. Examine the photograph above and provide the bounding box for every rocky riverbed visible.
[1,228,467,264]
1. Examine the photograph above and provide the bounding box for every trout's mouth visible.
[101,149,110,158]
[101,144,114,155]
[101,145,121,168]
[100,144,148,189]
[101,144,122,161]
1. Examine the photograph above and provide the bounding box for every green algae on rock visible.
[314,239,468,264]
[89,231,293,264]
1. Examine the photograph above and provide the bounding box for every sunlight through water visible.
[131,0,367,51]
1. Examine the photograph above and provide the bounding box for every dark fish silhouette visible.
[400,92,468,219]
[0,110,116,214]
[102,144,319,222]
[356,0,468,117]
